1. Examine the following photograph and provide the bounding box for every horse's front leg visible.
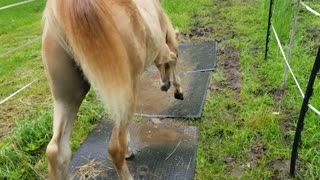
[169,52,184,100]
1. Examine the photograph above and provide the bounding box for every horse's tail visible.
[53,0,133,121]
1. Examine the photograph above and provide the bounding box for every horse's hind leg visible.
[107,74,140,180]
[107,105,135,180]
[42,32,90,180]
[125,131,134,159]
[108,121,133,180]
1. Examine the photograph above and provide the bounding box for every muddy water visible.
[136,52,195,115]
[130,122,198,145]
[136,71,191,115]
[136,42,215,116]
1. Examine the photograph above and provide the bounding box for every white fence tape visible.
[272,25,320,116]
[0,0,34,11]
[308,104,320,116]
[0,80,37,105]
[300,1,320,17]
[272,25,305,97]
[0,36,41,59]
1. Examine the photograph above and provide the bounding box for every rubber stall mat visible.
[69,120,198,180]
[146,41,217,72]
[136,71,211,118]
[137,42,216,118]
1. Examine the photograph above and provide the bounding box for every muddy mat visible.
[146,41,217,72]
[69,120,198,180]
[137,42,216,118]
[136,71,211,118]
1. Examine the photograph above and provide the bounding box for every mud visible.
[249,143,267,168]
[270,88,285,102]
[180,26,214,43]
[279,117,294,146]
[130,122,197,145]
[267,159,290,180]
[219,46,242,93]
[180,2,242,95]
[136,71,191,115]
[209,45,242,94]
[137,42,215,116]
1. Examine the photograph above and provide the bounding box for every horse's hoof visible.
[160,81,171,92]
[125,152,135,160]
[174,90,184,100]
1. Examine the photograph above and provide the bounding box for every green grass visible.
[270,2,320,177]
[0,0,24,8]
[0,0,104,178]
[161,0,212,32]
[175,0,320,178]
[1,0,320,179]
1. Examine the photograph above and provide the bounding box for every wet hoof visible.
[160,81,171,92]
[125,152,135,160]
[174,90,184,100]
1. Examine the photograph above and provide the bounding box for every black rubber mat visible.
[136,42,216,118]
[69,120,198,180]
[178,41,217,72]
[136,71,211,118]
[146,41,217,73]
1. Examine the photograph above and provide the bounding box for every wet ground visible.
[69,120,198,180]
[136,42,216,118]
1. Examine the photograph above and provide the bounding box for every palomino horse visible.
[42,0,183,179]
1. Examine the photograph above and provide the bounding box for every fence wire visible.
[0,0,34,11]
[300,1,320,17]
[272,25,320,116]
[0,36,41,105]
[0,80,37,105]
[0,36,41,59]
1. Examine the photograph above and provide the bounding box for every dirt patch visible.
[179,12,218,43]
[228,143,267,179]
[178,5,242,95]
[213,1,233,8]
[267,159,290,180]
[180,26,214,43]
[301,28,320,51]
[249,143,267,168]
[230,166,244,178]
[269,88,285,102]
[279,117,294,146]
[250,46,264,57]
[306,29,320,42]
[228,143,267,178]
[214,45,242,94]
[0,95,50,138]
